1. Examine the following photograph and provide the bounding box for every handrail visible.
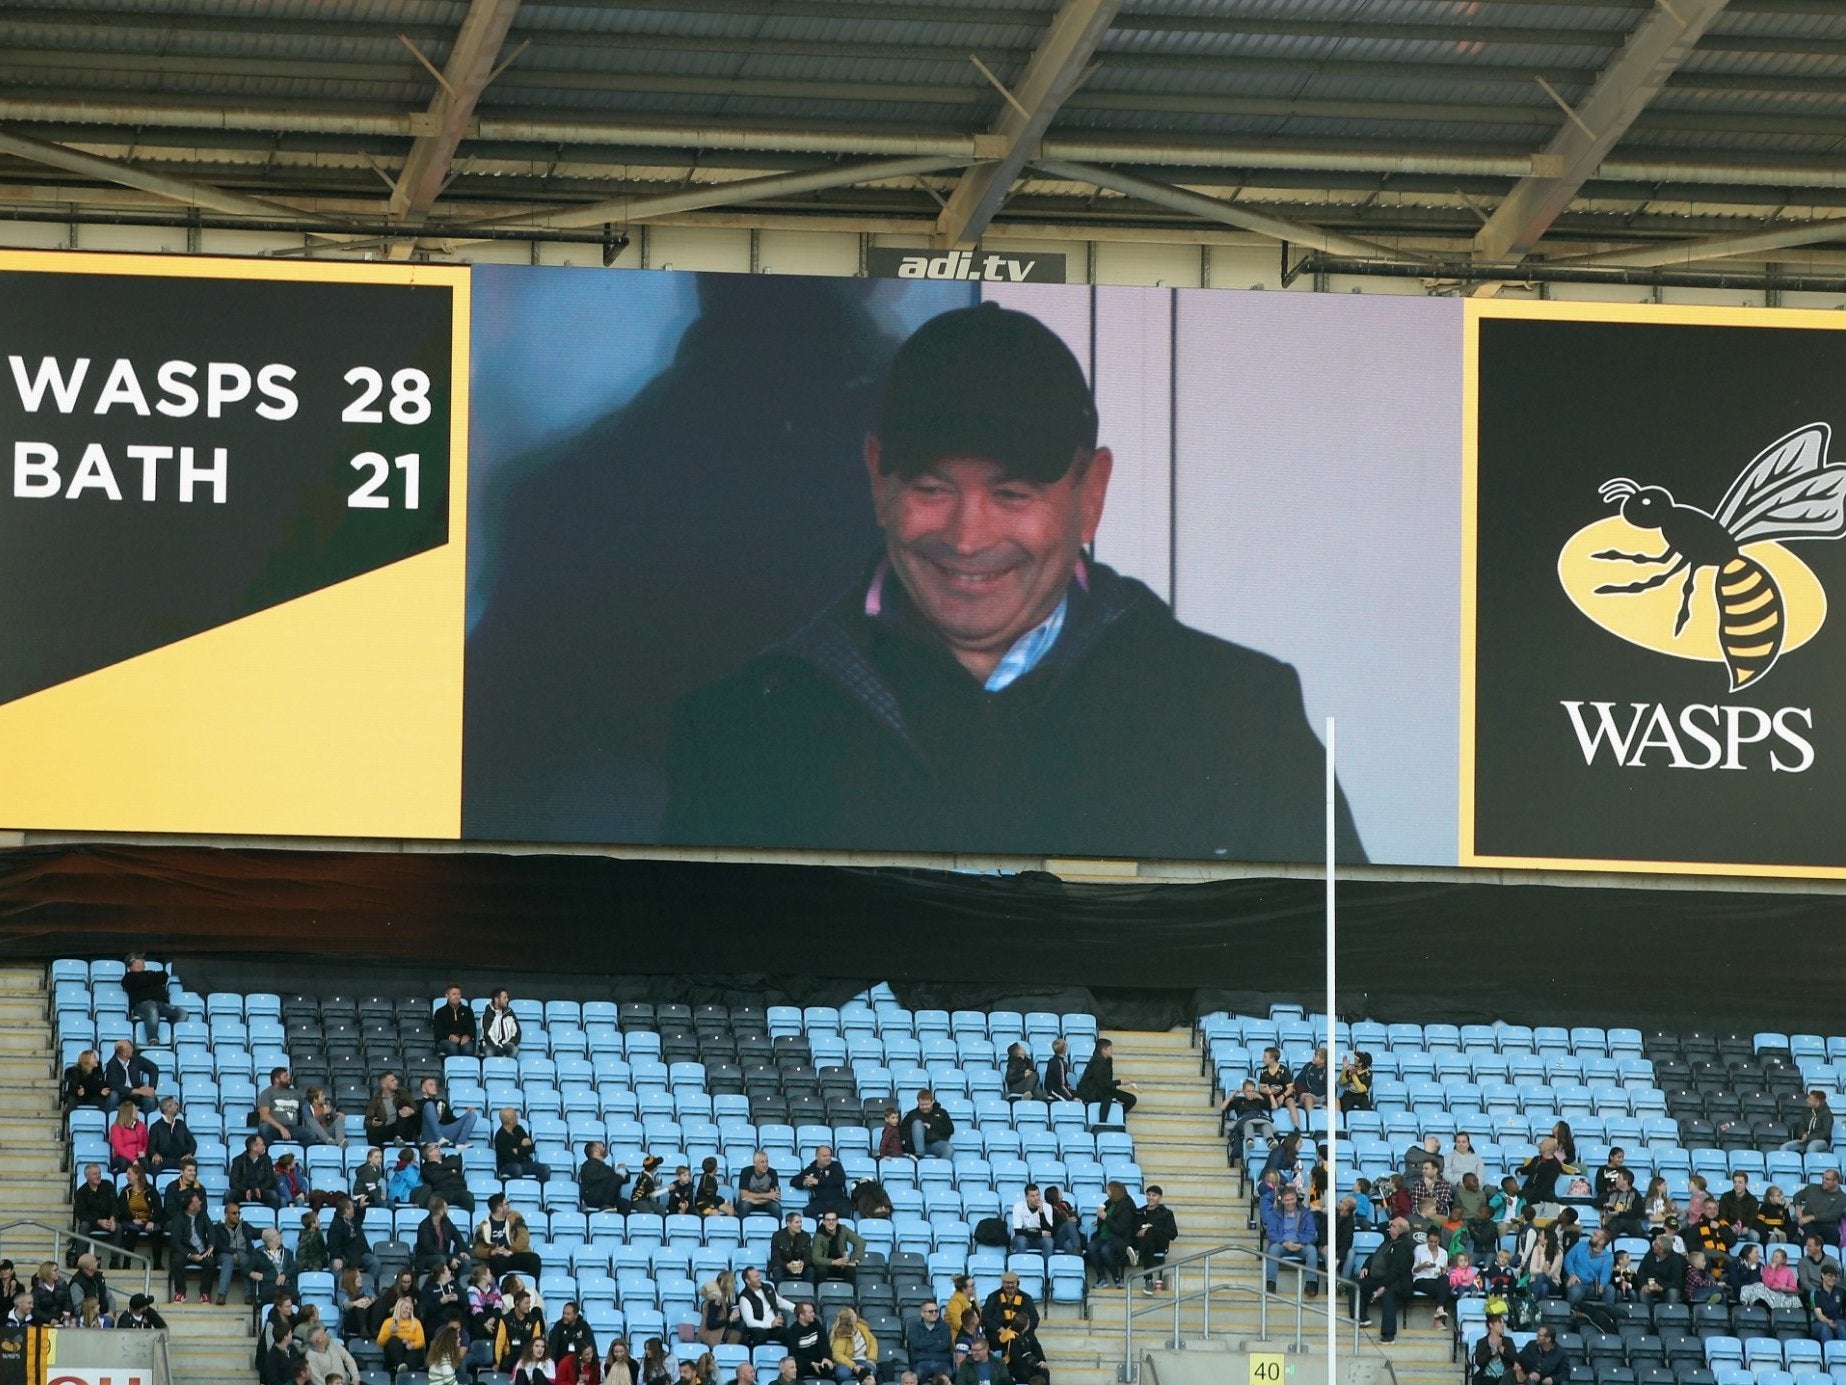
[155,1319,175,1385]
[1114,1240,1395,1383]
[0,1220,154,1303]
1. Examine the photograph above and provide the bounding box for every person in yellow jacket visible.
[943,1274,975,1337]
[376,1294,427,1374]
[827,1306,878,1382]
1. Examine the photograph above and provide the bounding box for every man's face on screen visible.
[867,444,1111,676]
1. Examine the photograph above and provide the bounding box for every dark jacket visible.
[981,1287,1040,1347]
[579,1157,628,1211]
[73,1180,117,1228]
[104,1053,158,1097]
[547,1314,595,1363]
[435,1002,477,1045]
[146,1115,196,1168]
[416,1153,472,1209]
[1075,1054,1118,1104]
[955,1355,1014,1385]
[121,968,171,1010]
[414,1214,467,1270]
[770,1228,813,1273]
[798,1159,850,1214]
[231,1151,278,1200]
[1639,1247,1687,1296]
[906,1316,953,1373]
[664,560,1365,862]
[211,1217,255,1266]
[329,1210,372,1268]
[1043,1053,1075,1102]
[116,1305,167,1329]
[1362,1232,1415,1299]
[169,1206,215,1263]
[902,1105,955,1155]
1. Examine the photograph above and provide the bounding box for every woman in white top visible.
[512,1337,557,1384]
[1410,1227,1453,1328]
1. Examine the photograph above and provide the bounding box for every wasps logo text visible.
[1559,423,1846,692]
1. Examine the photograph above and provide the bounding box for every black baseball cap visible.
[875,302,1098,482]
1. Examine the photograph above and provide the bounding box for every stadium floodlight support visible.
[1325,716,1339,1380]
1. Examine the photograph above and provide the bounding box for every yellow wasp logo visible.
[1558,424,1846,692]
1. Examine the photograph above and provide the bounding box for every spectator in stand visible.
[903,1091,955,1159]
[299,1087,346,1149]
[1041,1185,1083,1255]
[1601,1170,1646,1241]
[482,988,522,1058]
[248,1228,299,1304]
[1254,1048,1292,1111]
[1755,1184,1793,1243]
[1075,1039,1138,1125]
[1638,1231,1687,1307]
[363,1073,408,1148]
[166,1190,215,1302]
[378,1295,428,1374]
[579,1143,630,1213]
[1286,1048,1329,1116]
[29,1262,70,1325]
[782,1300,828,1379]
[664,1164,698,1215]
[1338,1052,1373,1114]
[1522,1224,1564,1302]
[1134,1185,1178,1292]
[419,1262,463,1334]
[503,1288,544,1371]
[328,1195,378,1282]
[274,1153,309,1208]
[305,1324,360,1385]
[905,1301,952,1381]
[1043,1039,1076,1105]
[476,1193,545,1278]
[981,1272,1039,1376]
[1564,1228,1614,1307]
[737,1267,793,1349]
[1009,1185,1057,1258]
[1795,1235,1837,1296]
[1088,1181,1137,1289]
[1003,1045,1044,1102]
[1719,1171,1759,1234]
[1686,1203,1737,1267]
[232,1135,283,1210]
[418,1076,480,1148]
[1471,1315,1516,1385]
[261,1315,300,1385]
[1797,1168,1846,1247]
[738,1151,783,1220]
[493,1107,551,1183]
[436,985,478,1058]
[257,1067,306,1144]
[62,1050,109,1113]
[1518,1138,1566,1222]
[1594,1148,1631,1202]
[1446,1134,1485,1192]
[350,1146,388,1210]
[695,1158,734,1217]
[944,1275,976,1337]
[70,1251,111,1315]
[1683,1249,1724,1307]
[1550,1122,1578,1171]
[1642,1176,1676,1234]
[1219,1079,1271,1148]
[122,955,184,1045]
[73,1164,119,1256]
[116,1291,166,1330]
[1411,1160,1454,1223]
[632,1154,669,1214]
[1815,1266,1846,1344]
[829,1306,879,1382]
[511,1337,555,1384]
[1352,1217,1415,1343]
[875,1109,905,1162]
[1518,1324,1571,1385]
[1785,1090,1835,1156]
[811,1211,862,1285]
[1742,1247,1802,1309]
[116,1162,162,1269]
[103,1040,159,1116]
[771,1213,815,1285]
[954,1336,1010,1385]
[795,1145,850,1218]
[415,1196,471,1276]
[1263,1186,1318,1296]
[144,1096,196,1175]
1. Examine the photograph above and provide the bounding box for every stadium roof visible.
[4,0,1846,274]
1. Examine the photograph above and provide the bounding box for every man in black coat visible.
[72,1164,118,1255]
[1638,1232,1688,1307]
[415,1143,476,1213]
[413,1196,470,1276]
[230,1135,282,1210]
[103,1040,159,1116]
[1075,1039,1139,1124]
[1352,1216,1415,1343]
[664,302,1365,864]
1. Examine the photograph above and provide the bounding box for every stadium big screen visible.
[6,249,1846,879]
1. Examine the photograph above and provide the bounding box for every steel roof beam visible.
[933,0,1120,247]
[0,124,305,220]
[1474,0,1734,266]
[1553,218,1846,267]
[386,0,522,257]
[1034,159,1423,261]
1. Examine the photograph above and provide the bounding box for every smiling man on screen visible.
[665,302,1363,862]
